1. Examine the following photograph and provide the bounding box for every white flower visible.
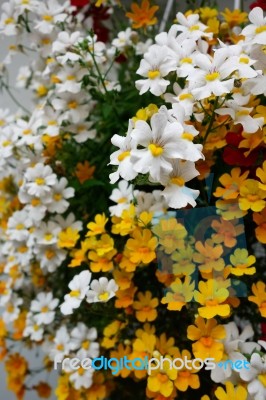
[22,163,57,198]
[46,177,74,214]
[135,38,153,55]
[136,45,177,96]
[109,180,133,217]
[112,28,136,50]
[34,221,61,245]
[0,1,18,36]
[14,0,38,14]
[242,7,266,45]
[130,111,202,183]
[64,350,94,390]
[7,210,32,242]
[60,270,92,315]
[30,292,59,325]
[215,94,264,133]
[86,277,118,303]
[23,313,44,342]
[54,213,83,232]
[63,121,96,143]
[70,323,99,359]
[187,49,235,100]
[36,245,67,272]
[52,93,90,124]
[160,160,200,209]
[134,189,167,215]
[240,350,266,400]
[3,294,22,324]
[16,66,32,88]
[164,83,195,117]
[109,120,137,184]
[175,12,212,41]
[49,326,71,360]
[52,31,81,54]
[34,0,68,34]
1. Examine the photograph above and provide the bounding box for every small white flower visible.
[60,270,92,315]
[175,12,212,41]
[46,177,74,214]
[30,292,59,325]
[0,1,19,36]
[34,0,68,34]
[7,210,32,242]
[52,31,81,54]
[23,313,44,342]
[3,294,22,324]
[34,221,61,245]
[63,121,96,143]
[112,28,136,50]
[49,326,71,360]
[70,323,99,359]
[109,180,133,217]
[22,163,57,198]
[242,7,266,45]
[86,277,118,303]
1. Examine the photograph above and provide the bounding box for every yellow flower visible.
[239,179,266,212]
[194,279,230,319]
[193,239,225,279]
[126,228,157,264]
[147,354,177,397]
[216,199,247,221]
[239,130,264,156]
[256,160,266,191]
[133,290,159,322]
[156,333,178,356]
[86,213,108,236]
[253,208,266,244]
[112,204,136,236]
[102,320,126,349]
[88,248,117,272]
[113,268,133,290]
[110,343,132,377]
[94,234,115,256]
[215,381,248,400]
[248,281,266,317]
[173,349,200,392]
[221,8,248,27]
[206,17,220,35]
[199,7,218,22]
[83,372,107,400]
[5,353,28,376]
[187,316,225,362]
[227,248,256,276]
[161,277,195,311]
[213,168,249,200]
[126,0,159,29]
[115,283,137,308]
[152,218,187,255]
[171,244,195,276]
[57,227,80,248]
[55,374,80,400]
[69,240,90,267]
[131,329,156,379]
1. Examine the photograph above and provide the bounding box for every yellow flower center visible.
[42,15,53,22]
[41,306,49,313]
[148,143,164,157]
[16,223,24,230]
[51,75,61,83]
[68,101,77,109]
[70,290,80,297]
[31,198,41,207]
[98,291,109,301]
[56,344,64,351]
[23,129,32,135]
[48,120,56,126]
[53,193,62,201]
[37,85,48,97]
[42,38,51,45]
[35,178,45,185]
[170,176,185,186]
[179,93,193,100]
[182,132,194,141]
[239,57,249,64]
[206,299,218,306]
[118,150,130,161]
[189,25,199,31]
[44,233,53,241]
[67,75,75,81]
[147,70,160,79]
[18,246,27,253]
[205,72,220,81]
[236,110,250,117]
[46,57,55,65]
[247,194,259,202]
[33,324,39,331]
[82,340,90,350]
[179,370,191,377]
[181,57,193,64]
[255,26,266,34]
[45,250,55,260]
[2,140,11,147]
[117,197,127,204]
[5,18,14,25]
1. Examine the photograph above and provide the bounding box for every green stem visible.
[203,97,219,144]
[2,83,30,115]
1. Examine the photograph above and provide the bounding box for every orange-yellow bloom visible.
[226,248,256,276]
[239,179,266,212]
[256,160,266,191]
[248,281,266,317]
[126,0,159,29]
[211,217,244,248]
[215,381,248,400]
[194,279,230,319]
[213,168,249,200]
[86,213,108,236]
[75,160,95,184]
[133,290,159,322]
[221,8,248,27]
[253,208,266,244]
[126,228,157,264]
[161,277,195,311]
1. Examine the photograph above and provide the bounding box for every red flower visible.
[250,0,266,10]
[261,322,266,340]
[71,0,89,6]
[222,130,259,167]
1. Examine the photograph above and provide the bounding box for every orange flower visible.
[211,217,244,248]
[193,239,225,279]
[161,277,195,311]
[115,283,137,308]
[83,372,107,400]
[133,290,159,322]
[256,160,266,191]
[239,179,266,212]
[126,228,157,264]
[253,208,266,244]
[75,161,95,184]
[248,281,266,317]
[173,349,200,392]
[213,168,249,200]
[194,279,230,319]
[126,0,159,29]
[33,382,51,398]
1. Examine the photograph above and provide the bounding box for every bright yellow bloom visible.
[199,7,218,22]
[256,160,266,191]
[216,199,247,220]
[55,374,80,400]
[215,381,248,400]
[248,281,266,317]
[86,213,108,236]
[69,240,90,267]
[156,333,179,356]
[57,227,80,248]
[194,279,230,319]
[83,372,107,400]
[206,17,220,35]
[173,349,200,392]
[113,268,133,290]
[213,168,249,200]
[119,248,139,272]
[126,0,159,29]
[94,234,115,256]
[147,354,177,397]
[110,343,132,377]
[131,330,156,379]
[221,8,248,27]
[152,218,187,255]
[253,208,266,244]
[193,239,225,279]
[102,320,126,349]
[88,248,117,272]
[239,179,266,212]
[161,277,195,311]
[115,283,137,308]
[132,104,158,123]
[137,210,153,228]
[227,248,256,276]
[239,130,264,156]
[112,204,136,236]
[254,105,266,124]
[133,290,159,322]
[187,316,225,361]
[126,228,157,264]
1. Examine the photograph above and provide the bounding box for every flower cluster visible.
[0,1,265,400]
